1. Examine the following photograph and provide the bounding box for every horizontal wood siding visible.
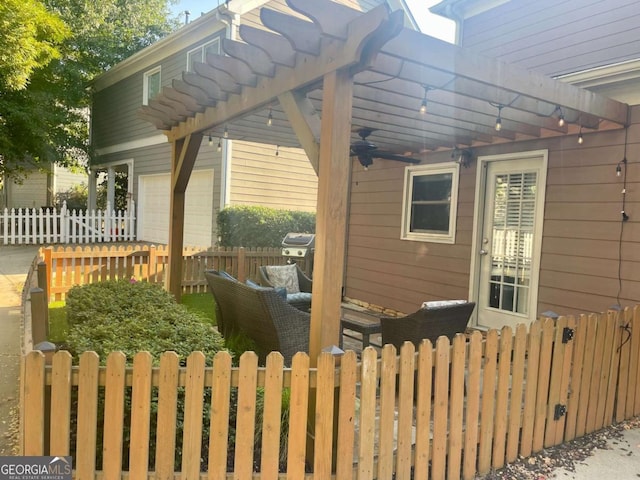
[92,29,224,151]
[461,0,640,76]
[345,159,475,314]
[346,106,640,316]
[229,141,317,211]
[6,172,49,208]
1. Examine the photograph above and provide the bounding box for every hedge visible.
[217,205,315,247]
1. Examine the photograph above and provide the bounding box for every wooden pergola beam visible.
[168,133,202,301]
[278,91,321,173]
[382,29,629,126]
[165,5,403,142]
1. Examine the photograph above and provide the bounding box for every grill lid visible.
[282,232,315,247]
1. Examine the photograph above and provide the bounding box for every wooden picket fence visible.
[22,306,640,479]
[1,201,135,245]
[39,244,310,301]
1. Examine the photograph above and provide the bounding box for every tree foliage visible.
[0,0,178,179]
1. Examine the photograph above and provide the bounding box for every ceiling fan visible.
[350,128,421,169]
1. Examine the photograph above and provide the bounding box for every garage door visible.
[138,170,214,247]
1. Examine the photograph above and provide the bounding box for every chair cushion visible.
[218,270,238,282]
[286,292,312,304]
[246,279,287,300]
[265,264,300,293]
[421,299,467,309]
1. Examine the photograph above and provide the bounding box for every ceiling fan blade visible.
[373,151,421,164]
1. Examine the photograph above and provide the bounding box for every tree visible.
[0,0,178,180]
[0,0,69,91]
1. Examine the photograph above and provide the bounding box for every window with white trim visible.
[401,163,460,244]
[143,66,161,105]
[187,38,221,72]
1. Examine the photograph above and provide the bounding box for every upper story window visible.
[187,38,221,71]
[400,163,460,244]
[143,66,161,105]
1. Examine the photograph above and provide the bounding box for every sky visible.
[170,0,456,43]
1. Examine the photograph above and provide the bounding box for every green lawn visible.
[180,292,217,325]
[47,292,217,344]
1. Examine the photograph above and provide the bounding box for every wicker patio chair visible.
[204,270,310,364]
[380,301,476,349]
[259,264,313,312]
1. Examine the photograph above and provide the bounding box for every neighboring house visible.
[90,0,417,247]
[0,163,87,209]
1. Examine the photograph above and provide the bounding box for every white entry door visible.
[473,151,547,330]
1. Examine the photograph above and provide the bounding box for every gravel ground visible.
[476,417,640,479]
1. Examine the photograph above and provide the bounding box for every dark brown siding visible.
[461,0,640,76]
[345,105,640,316]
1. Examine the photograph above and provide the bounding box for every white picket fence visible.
[0,201,136,245]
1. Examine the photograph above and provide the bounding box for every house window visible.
[143,66,161,105]
[401,163,460,244]
[187,38,221,71]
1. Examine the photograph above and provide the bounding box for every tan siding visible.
[229,141,317,211]
[345,160,475,314]
[461,0,640,76]
[345,105,640,317]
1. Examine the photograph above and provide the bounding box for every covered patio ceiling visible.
[139,0,629,362]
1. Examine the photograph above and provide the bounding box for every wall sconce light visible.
[451,148,473,168]
[267,107,273,126]
[577,127,584,144]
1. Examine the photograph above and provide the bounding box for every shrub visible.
[217,205,315,247]
[65,280,222,362]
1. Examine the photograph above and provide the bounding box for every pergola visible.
[139,0,629,362]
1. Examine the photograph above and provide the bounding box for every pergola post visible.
[167,134,202,301]
[309,68,354,364]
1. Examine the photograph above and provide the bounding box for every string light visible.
[495,105,503,132]
[223,125,228,138]
[217,139,222,152]
[555,106,565,127]
[275,145,279,157]
[267,108,273,126]
[208,135,213,146]
[419,85,431,114]
[577,127,584,144]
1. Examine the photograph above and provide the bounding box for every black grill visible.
[281,233,315,258]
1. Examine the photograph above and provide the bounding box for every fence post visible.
[30,288,49,345]
[60,201,67,244]
[237,247,246,282]
[36,262,48,305]
[42,248,52,301]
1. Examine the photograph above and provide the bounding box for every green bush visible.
[217,205,315,247]
[64,280,227,471]
[65,280,223,362]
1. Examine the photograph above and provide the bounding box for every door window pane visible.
[488,171,537,314]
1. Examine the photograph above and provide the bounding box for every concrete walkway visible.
[0,245,40,455]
